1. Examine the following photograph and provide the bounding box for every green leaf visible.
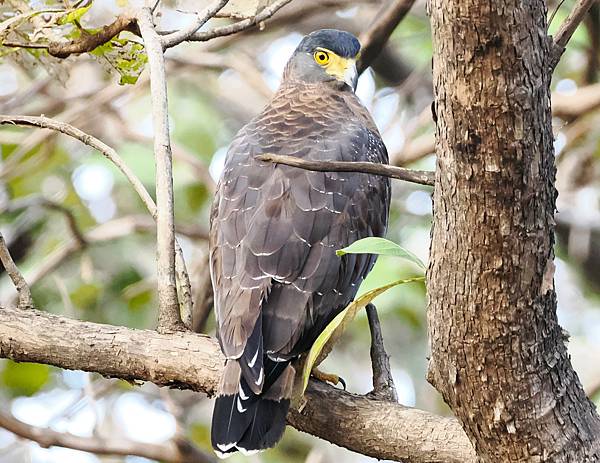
[336,237,426,270]
[91,39,147,85]
[300,276,425,395]
[58,4,92,25]
[1,361,50,397]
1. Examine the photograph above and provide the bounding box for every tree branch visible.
[0,306,476,463]
[160,0,230,49]
[0,115,154,212]
[137,8,184,333]
[0,409,214,463]
[7,196,87,247]
[0,233,33,309]
[256,153,435,186]
[357,0,417,74]
[187,0,293,42]
[0,114,194,327]
[1,14,137,59]
[551,0,599,68]
[365,303,397,401]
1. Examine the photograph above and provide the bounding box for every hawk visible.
[210,29,390,457]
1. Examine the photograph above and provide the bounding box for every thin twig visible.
[0,232,34,309]
[6,215,202,308]
[549,0,568,27]
[0,410,214,463]
[0,80,147,180]
[188,0,293,41]
[0,115,154,210]
[6,196,87,247]
[192,248,214,333]
[256,153,435,186]
[161,0,229,49]
[358,0,417,74]
[551,0,598,68]
[0,115,193,326]
[1,41,49,50]
[137,8,185,332]
[365,303,397,402]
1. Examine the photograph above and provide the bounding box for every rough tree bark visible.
[426,1,600,462]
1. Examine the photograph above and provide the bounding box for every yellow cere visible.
[313,47,355,83]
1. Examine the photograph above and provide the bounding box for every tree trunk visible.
[426,1,600,461]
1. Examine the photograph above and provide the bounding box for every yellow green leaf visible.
[300,276,425,394]
[337,237,426,270]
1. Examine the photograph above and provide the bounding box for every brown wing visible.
[209,82,390,393]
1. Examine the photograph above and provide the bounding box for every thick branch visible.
[256,153,434,186]
[188,0,293,41]
[551,0,598,68]
[358,0,417,74]
[0,233,33,309]
[428,0,600,460]
[0,306,475,463]
[0,410,214,463]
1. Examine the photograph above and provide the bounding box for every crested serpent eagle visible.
[209,29,391,457]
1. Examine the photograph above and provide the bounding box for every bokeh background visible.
[1,0,599,462]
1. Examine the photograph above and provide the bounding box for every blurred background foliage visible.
[0,0,599,462]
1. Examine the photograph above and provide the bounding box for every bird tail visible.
[211,358,294,458]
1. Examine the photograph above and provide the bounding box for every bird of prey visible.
[210,29,390,457]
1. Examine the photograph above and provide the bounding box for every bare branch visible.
[188,0,293,42]
[256,153,435,186]
[0,306,476,463]
[0,233,34,309]
[191,248,214,333]
[0,116,195,321]
[365,303,397,401]
[0,410,214,463]
[7,196,87,247]
[358,0,417,74]
[0,115,155,212]
[137,8,184,332]
[161,0,230,49]
[551,0,598,68]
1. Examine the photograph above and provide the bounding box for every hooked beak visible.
[344,61,358,91]
[325,56,358,92]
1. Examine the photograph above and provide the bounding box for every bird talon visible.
[311,368,346,389]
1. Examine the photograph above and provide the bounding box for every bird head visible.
[283,29,360,91]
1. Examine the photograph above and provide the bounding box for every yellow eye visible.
[314,50,330,65]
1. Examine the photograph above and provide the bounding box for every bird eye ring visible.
[314,50,330,65]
